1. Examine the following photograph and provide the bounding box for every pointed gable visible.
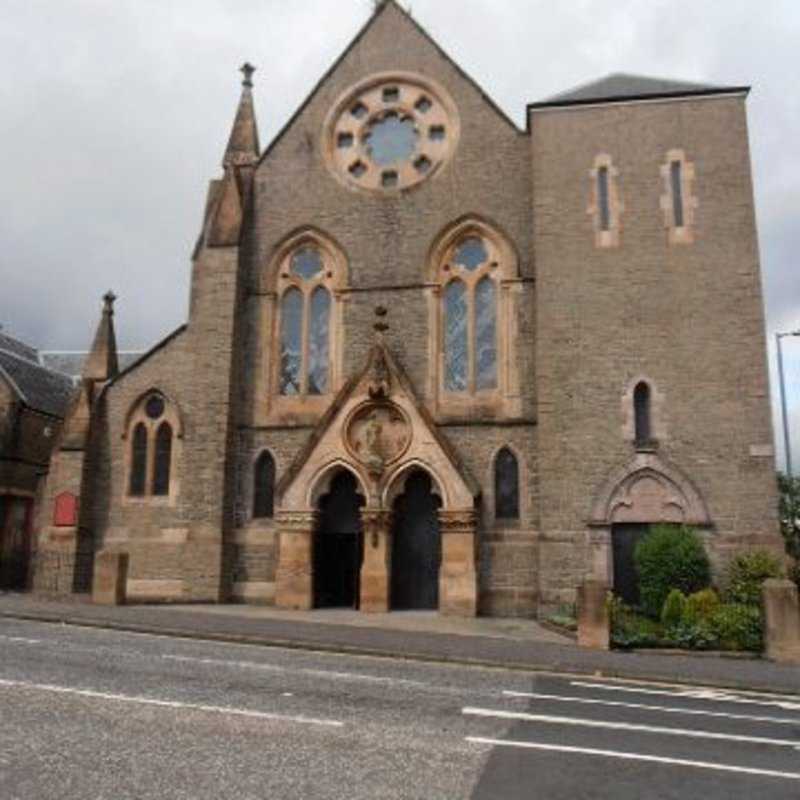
[277,338,478,512]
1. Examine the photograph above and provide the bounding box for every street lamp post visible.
[776,330,800,477]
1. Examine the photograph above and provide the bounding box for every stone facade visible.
[30,2,783,617]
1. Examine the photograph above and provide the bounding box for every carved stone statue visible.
[363,411,385,475]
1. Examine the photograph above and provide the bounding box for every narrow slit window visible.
[634,382,652,446]
[129,423,148,497]
[152,422,173,496]
[671,161,684,228]
[253,451,275,519]
[598,166,611,231]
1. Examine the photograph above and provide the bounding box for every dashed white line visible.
[0,678,343,728]
[570,681,800,712]
[502,690,800,726]
[465,737,800,781]
[0,635,40,645]
[462,707,800,749]
[162,654,430,688]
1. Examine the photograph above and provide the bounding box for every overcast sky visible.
[2,0,799,465]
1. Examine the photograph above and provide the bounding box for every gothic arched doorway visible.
[314,470,365,609]
[391,470,442,610]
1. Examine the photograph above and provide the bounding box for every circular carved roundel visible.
[324,72,460,193]
[345,402,412,469]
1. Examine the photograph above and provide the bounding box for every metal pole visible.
[777,332,793,477]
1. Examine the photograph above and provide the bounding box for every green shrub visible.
[790,561,800,590]
[725,551,784,606]
[661,589,687,629]
[668,621,719,651]
[709,604,763,652]
[634,525,711,617]
[683,589,720,624]
[608,596,663,648]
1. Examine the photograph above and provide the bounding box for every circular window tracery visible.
[325,73,459,193]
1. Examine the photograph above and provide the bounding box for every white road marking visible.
[163,654,430,688]
[0,678,343,728]
[570,681,800,712]
[0,635,40,644]
[465,737,800,781]
[462,707,800,749]
[503,690,800,726]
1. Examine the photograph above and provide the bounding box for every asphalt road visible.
[0,618,798,799]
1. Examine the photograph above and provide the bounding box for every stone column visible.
[588,525,612,584]
[92,550,129,606]
[274,511,317,611]
[762,579,800,664]
[438,509,478,617]
[359,509,393,613]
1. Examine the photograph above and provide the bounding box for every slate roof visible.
[529,73,748,110]
[0,348,75,417]
[39,351,143,380]
[0,331,39,363]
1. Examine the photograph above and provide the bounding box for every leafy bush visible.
[634,525,711,618]
[777,473,800,560]
[725,551,784,606]
[661,589,687,629]
[669,621,719,651]
[683,589,720,625]
[709,604,763,652]
[608,596,663,648]
[790,561,800,591]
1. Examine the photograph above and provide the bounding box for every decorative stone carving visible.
[589,453,710,527]
[367,347,392,400]
[438,508,478,534]
[360,509,393,613]
[346,402,411,477]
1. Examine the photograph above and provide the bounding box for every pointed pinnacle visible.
[240,62,256,88]
[103,290,117,313]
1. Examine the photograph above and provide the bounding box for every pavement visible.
[1,616,799,799]
[0,592,798,695]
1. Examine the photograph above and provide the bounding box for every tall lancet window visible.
[125,392,181,502]
[274,239,345,399]
[430,219,519,415]
[442,236,499,394]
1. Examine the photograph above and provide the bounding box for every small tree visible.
[777,472,800,560]
[634,525,711,618]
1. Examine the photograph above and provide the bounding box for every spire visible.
[223,63,260,168]
[82,290,119,382]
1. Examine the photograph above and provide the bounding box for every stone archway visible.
[587,452,711,598]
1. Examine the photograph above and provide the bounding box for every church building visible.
[31,1,783,617]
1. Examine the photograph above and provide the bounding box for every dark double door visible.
[391,471,441,610]
[314,472,364,609]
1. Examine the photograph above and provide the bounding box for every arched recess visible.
[493,445,521,521]
[382,459,448,510]
[307,459,368,510]
[589,452,710,527]
[257,227,349,422]
[253,450,276,519]
[425,215,522,417]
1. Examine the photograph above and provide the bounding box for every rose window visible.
[325,74,459,192]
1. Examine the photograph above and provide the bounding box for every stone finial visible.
[373,305,389,335]
[240,62,256,88]
[103,290,117,313]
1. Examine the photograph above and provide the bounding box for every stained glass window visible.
[129,423,147,497]
[152,422,172,496]
[253,451,275,519]
[475,276,497,390]
[444,280,468,392]
[279,288,303,395]
[453,237,488,271]
[308,287,331,396]
[291,248,323,281]
[495,448,520,520]
[365,113,418,167]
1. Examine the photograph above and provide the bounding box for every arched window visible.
[129,423,148,497]
[634,382,652,446]
[276,242,340,398]
[152,422,173,496]
[253,451,276,519]
[495,447,520,520]
[441,235,499,395]
[125,392,181,500]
